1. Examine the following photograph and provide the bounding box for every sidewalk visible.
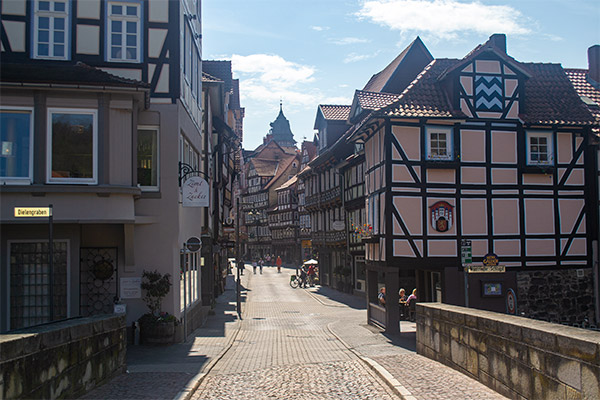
[305,285,506,400]
[80,273,246,400]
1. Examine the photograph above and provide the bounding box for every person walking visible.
[276,256,282,273]
[252,260,257,274]
[307,264,316,286]
[259,258,264,274]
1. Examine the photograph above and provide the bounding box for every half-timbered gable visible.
[1,0,202,125]
[350,34,597,331]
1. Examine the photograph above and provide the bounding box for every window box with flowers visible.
[352,223,379,243]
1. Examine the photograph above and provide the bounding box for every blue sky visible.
[202,0,600,150]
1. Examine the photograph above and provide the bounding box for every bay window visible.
[47,108,97,184]
[1,108,33,183]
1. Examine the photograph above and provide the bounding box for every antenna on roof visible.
[280,98,283,111]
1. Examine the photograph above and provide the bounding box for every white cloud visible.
[329,37,371,45]
[344,52,380,63]
[311,25,329,31]
[231,54,325,111]
[356,0,530,39]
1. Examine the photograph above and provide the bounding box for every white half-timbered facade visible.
[0,0,219,335]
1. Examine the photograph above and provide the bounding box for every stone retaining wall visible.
[416,303,600,399]
[0,314,126,399]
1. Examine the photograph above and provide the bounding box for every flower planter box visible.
[141,321,175,344]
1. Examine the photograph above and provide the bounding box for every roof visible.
[319,105,351,121]
[565,68,600,133]
[202,60,233,92]
[377,58,594,126]
[378,59,461,119]
[438,34,531,81]
[355,90,401,111]
[249,158,280,177]
[276,175,297,191]
[1,61,149,88]
[363,36,433,93]
[264,154,298,190]
[520,63,594,126]
[565,69,600,105]
[202,71,223,83]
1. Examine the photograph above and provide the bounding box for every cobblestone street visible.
[191,267,398,399]
[190,266,506,400]
[82,265,506,399]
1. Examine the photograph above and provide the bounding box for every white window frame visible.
[0,106,34,185]
[106,1,142,63]
[137,125,160,191]
[32,0,70,60]
[46,108,98,184]
[425,126,454,161]
[526,131,554,166]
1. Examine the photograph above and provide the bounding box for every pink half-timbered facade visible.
[350,34,597,331]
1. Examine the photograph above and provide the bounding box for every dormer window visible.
[425,126,453,161]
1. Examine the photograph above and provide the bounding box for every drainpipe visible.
[594,241,599,324]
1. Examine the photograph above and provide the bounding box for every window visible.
[137,126,159,190]
[107,1,141,62]
[33,0,69,59]
[526,131,554,166]
[1,108,34,184]
[47,108,97,184]
[9,241,68,330]
[426,126,453,161]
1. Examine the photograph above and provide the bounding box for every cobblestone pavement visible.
[191,267,398,399]
[81,266,506,400]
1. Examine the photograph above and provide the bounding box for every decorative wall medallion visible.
[430,201,454,232]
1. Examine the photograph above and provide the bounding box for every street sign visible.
[186,236,202,252]
[461,239,472,266]
[14,207,52,217]
[468,265,506,273]
[506,288,517,315]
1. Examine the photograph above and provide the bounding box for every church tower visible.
[268,101,296,148]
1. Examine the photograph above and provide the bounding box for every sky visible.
[202,0,600,151]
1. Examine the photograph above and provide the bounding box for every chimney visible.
[588,45,600,83]
[488,34,506,53]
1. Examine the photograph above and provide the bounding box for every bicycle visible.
[289,274,305,288]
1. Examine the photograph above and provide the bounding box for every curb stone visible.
[327,322,414,400]
[173,274,249,400]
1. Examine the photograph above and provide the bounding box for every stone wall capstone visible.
[416,303,600,399]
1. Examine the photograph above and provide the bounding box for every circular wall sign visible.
[186,236,202,252]
[506,288,517,315]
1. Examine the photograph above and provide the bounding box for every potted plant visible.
[138,270,177,344]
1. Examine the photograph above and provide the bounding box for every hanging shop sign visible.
[332,221,345,231]
[430,201,453,232]
[182,176,210,207]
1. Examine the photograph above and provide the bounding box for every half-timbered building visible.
[566,44,600,325]
[348,34,597,332]
[0,0,229,336]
